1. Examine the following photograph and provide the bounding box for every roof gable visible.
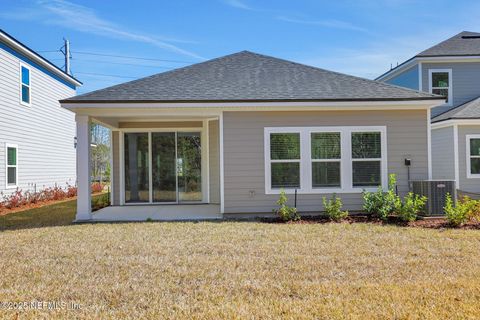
[65,51,438,103]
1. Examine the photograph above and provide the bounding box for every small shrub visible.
[91,182,105,193]
[322,194,348,221]
[0,184,79,213]
[363,174,398,220]
[66,183,77,198]
[394,192,427,222]
[444,194,478,227]
[273,189,300,222]
[468,200,480,222]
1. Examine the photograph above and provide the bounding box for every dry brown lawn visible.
[1,215,480,318]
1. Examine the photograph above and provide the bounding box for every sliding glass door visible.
[177,132,202,202]
[152,132,177,202]
[124,133,149,203]
[124,131,202,204]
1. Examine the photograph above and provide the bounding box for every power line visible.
[74,71,139,79]
[71,58,175,69]
[71,51,196,64]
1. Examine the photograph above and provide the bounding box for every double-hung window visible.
[20,64,31,105]
[466,135,480,178]
[429,69,452,106]
[269,133,301,189]
[352,132,382,187]
[265,126,387,194]
[311,132,341,188]
[6,144,18,188]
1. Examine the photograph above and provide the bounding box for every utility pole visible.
[61,38,71,75]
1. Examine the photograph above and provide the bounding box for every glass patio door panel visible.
[152,132,177,202]
[123,131,203,204]
[177,132,202,202]
[124,133,149,203]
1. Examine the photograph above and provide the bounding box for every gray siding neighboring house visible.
[377,31,480,195]
[0,30,81,195]
[421,62,480,116]
[60,50,441,221]
[431,126,455,180]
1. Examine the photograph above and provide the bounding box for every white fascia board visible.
[417,56,480,63]
[432,119,480,129]
[0,32,82,87]
[377,60,419,81]
[61,100,444,115]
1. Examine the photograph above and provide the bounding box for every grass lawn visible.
[1,201,480,319]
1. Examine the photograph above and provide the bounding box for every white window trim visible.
[19,63,31,107]
[428,68,452,106]
[264,126,388,194]
[466,134,480,179]
[5,143,18,189]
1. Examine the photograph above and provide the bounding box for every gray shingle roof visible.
[64,51,439,103]
[432,96,480,122]
[417,31,480,57]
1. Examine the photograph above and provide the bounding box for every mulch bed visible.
[0,197,77,216]
[261,215,480,229]
[0,193,107,216]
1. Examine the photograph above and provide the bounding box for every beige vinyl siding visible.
[0,47,76,193]
[458,125,480,193]
[208,120,220,203]
[422,62,480,116]
[431,126,455,180]
[223,110,428,214]
[112,131,120,205]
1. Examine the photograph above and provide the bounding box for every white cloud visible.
[298,31,464,79]
[2,0,203,60]
[277,16,367,33]
[223,0,253,10]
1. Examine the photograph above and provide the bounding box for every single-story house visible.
[60,51,443,221]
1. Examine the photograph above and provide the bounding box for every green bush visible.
[394,192,427,222]
[273,189,300,222]
[363,174,397,220]
[322,194,348,221]
[444,194,477,227]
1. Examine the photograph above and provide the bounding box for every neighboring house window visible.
[20,65,31,105]
[265,127,387,194]
[6,144,18,188]
[429,69,452,106]
[466,135,480,178]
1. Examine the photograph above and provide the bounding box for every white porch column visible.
[219,112,225,214]
[76,115,92,221]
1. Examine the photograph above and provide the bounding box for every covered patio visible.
[73,107,224,221]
